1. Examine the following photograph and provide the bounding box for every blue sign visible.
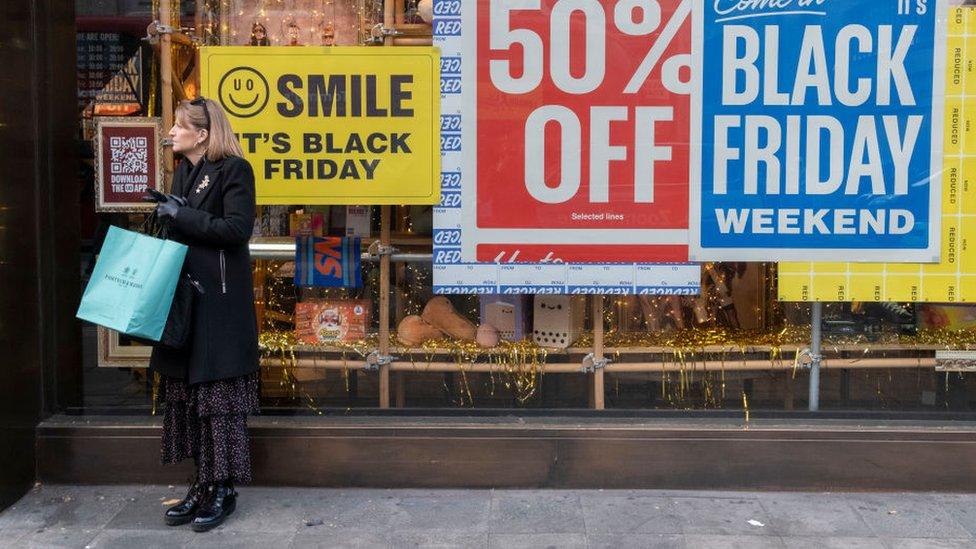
[441,171,462,189]
[432,228,463,246]
[440,114,462,132]
[433,0,461,17]
[433,18,462,37]
[691,0,946,262]
[439,189,461,209]
[441,56,462,76]
[440,76,462,95]
[440,134,462,152]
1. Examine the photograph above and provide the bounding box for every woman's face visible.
[169,118,206,155]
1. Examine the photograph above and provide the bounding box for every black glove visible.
[143,189,187,219]
[142,188,168,203]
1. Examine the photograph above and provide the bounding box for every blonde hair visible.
[175,98,244,162]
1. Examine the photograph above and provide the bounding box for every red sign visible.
[95,117,162,211]
[465,0,691,263]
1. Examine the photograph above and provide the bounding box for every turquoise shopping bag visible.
[77,225,188,341]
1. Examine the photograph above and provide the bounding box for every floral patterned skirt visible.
[159,373,259,484]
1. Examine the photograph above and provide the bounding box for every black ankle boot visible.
[164,479,205,526]
[191,481,237,532]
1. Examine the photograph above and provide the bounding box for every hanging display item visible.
[199,46,441,204]
[779,5,976,302]
[690,0,948,262]
[294,236,363,288]
[93,117,164,212]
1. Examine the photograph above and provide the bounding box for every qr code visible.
[109,136,148,174]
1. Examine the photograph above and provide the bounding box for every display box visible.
[289,212,326,237]
[918,304,976,330]
[532,295,586,349]
[294,299,371,344]
[330,205,371,237]
[479,295,531,342]
[344,206,371,237]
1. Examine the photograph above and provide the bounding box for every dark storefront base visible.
[1,0,81,510]
[36,415,976,491]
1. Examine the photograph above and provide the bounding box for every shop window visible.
[72,0,976,416]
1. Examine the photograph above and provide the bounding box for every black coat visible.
[150,155,260,385]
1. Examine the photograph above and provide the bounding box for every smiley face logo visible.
[217,67,269,118]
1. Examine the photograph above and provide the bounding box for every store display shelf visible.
[262,343,568,356]
[262,343,950,357]
[261,340,939,374]
[251,247,430,263]
[261,356,936,373]
[607,343,960,354]
[249,237,432,262]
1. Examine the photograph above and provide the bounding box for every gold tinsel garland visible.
[254,323,976,411]
[258,330,551,407]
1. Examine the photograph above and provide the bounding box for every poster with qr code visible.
[94,117,164,212]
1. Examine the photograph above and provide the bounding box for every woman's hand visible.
[144,188,188,219]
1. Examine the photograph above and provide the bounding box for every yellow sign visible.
[200,47,440,205]
[779,6,976,302]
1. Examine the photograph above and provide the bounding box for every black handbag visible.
[151,272,202,349]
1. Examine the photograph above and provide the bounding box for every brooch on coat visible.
[195,175,210,194]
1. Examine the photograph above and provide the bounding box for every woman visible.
[148,97,259,533]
